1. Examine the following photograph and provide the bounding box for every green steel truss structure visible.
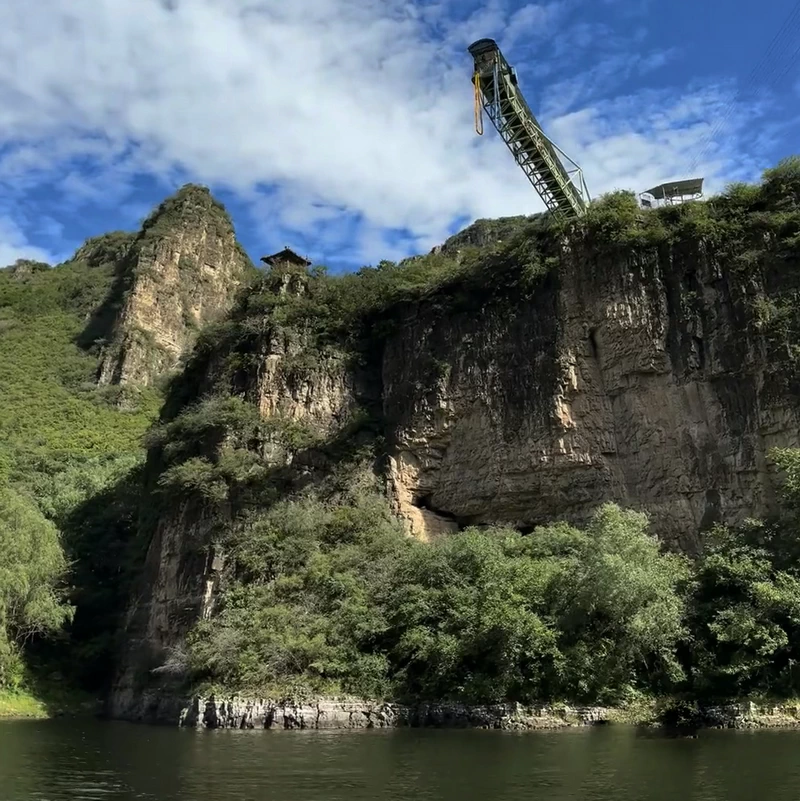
[468,38,590,220]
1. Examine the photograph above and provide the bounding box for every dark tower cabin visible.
[260,247,312,270]
[259,247,312,295]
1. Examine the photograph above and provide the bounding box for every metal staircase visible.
[469,38,590,220]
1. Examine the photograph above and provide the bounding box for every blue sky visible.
[0,0,799,273]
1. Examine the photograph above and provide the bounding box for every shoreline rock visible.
[110,693,800,732]
[117,694,609,730]
[184,698,612,730]
[702,701,800,730]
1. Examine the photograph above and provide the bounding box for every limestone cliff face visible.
[95,185,253,386]
[190,220,797,551]
[243,277,363,435]
[109,204,800,717]
[109,499,221,720]
[382,235,800,551]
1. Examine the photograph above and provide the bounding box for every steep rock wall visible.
[383,236,800,550]
[109,204,800,716]
[109,279,375,719]
[95,185,253,386]
[108,497,223,720]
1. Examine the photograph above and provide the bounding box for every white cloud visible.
[0,0,777,264]
[0,216,57,267]
[504,3,565,49]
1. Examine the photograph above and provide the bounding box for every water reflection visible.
[1,720,800,800]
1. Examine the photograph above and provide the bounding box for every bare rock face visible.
[107,211,800,719]
[108,499,221,721]
[95,184,253,386]
[382,236,800,551]
[249,332,360,436]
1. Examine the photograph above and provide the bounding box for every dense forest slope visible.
[0,186,253,698]
[4,160,800,722]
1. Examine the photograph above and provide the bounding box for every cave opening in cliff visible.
[412,494,461,525]
[588,327,599,360]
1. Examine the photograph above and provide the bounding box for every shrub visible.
[0,486,73,688]
[186,501,688,704]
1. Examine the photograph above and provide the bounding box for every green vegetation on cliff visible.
[188,496,688,704]
[0,234,158,469]
[0,241,161,695]
[685,448,800,699]
[4,160,800,717]
[176,446,800,706]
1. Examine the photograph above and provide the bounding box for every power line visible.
[764,40,800,90]
[691,3,800,171]
[690,0,800,172]
[691,2,800,168]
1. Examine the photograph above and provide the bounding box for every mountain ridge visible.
[4,160,800,720]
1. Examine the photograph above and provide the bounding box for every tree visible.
[683,448,800,699]
[527,504,689,701]
[0,485,73,687]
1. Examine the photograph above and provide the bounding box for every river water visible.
[1,719,799,800]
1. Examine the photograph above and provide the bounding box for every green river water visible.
[1,719,799,800]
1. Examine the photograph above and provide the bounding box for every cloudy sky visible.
[1,0,799,271]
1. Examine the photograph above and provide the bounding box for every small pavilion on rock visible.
[260,247,311,269]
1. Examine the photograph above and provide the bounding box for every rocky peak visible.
[71,231,136,268]
[431,215,534,259]
[95,184,255,387]
[3,258,51,280]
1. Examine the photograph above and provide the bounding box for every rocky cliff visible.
[140,203,797,552]
[89,185,254,387]
[108,173,800,717]
[384,231,800,552]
